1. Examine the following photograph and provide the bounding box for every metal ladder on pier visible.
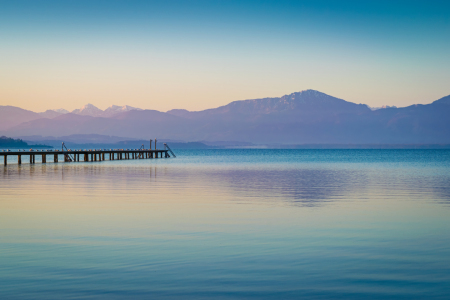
[164,143,176,158]
[62,142,74,162]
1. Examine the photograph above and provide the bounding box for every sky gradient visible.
[1,0,449,112]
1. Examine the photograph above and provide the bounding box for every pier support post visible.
[42,154,46,163]
[3,155,6,166]
[54,154,58,163]
[18,155,21,165]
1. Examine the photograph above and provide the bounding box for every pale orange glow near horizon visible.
[1,1,449,113]
[2,68,449,113]
[1,48,448,112]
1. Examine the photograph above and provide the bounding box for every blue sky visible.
[0,0,449,111]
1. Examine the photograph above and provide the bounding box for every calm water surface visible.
[1,149,450,299]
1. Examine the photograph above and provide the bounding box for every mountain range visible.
[0,104,142,131]
[1,90,449,144]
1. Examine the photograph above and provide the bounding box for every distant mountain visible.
[0,106,41,131]
[71,104,104,117]
[369,105,397,111]
[52,108,69,114]
[21,134,140,144]
[0,103,142,130]
[39,110,65,119]
[69,103,143,117]
[2,90,450,144]
[103,105,142,117]
[168,90,369,116]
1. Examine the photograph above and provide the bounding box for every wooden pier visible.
[1,146,175,166]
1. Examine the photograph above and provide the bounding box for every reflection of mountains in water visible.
[175,166,450,207]
[198,168,367,207]
[3,158,449,208]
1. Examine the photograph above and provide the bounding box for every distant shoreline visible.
[0,136,52,149]
[255,144,450,150]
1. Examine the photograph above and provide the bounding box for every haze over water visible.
[1,149,450,299]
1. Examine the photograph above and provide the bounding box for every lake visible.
[1,149,450,299]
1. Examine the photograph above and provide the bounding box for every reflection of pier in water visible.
[1,143,176,165]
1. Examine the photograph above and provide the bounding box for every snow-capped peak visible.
[105,105,142,112]
[68,104,143,117]
[71,104,104,117]
[51,108,69,114]
[103,105,142,117]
